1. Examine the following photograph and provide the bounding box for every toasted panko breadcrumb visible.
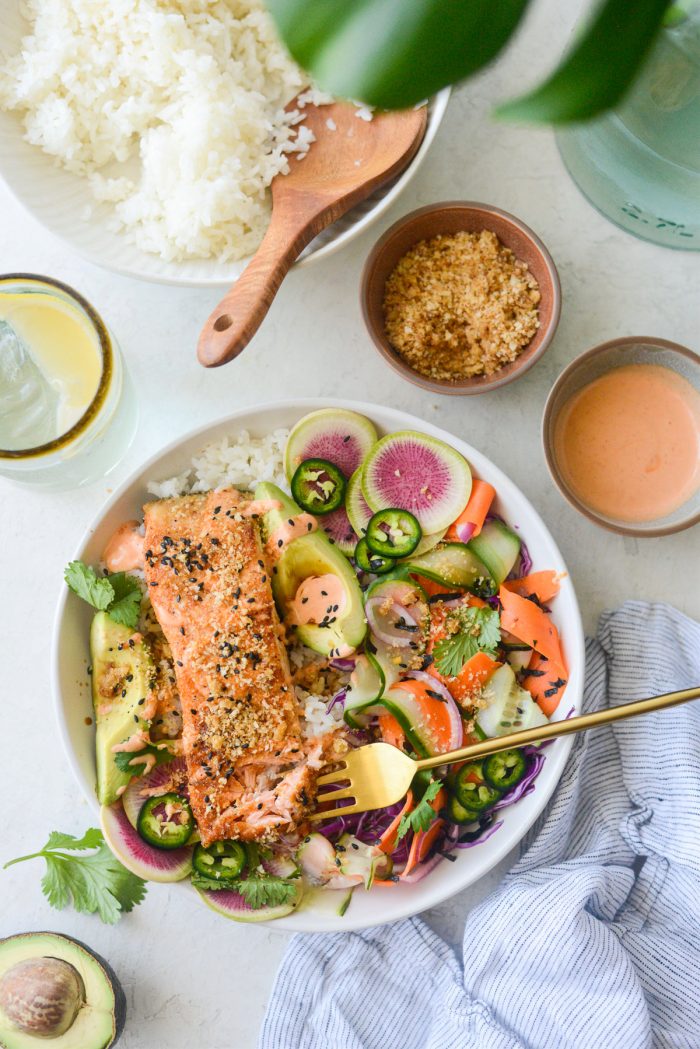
[383,229,540,382]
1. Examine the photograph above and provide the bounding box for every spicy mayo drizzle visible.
[266,512,318,560]
[103,521,145,573]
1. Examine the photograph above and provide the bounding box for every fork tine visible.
[316,769,349,787]
[307,802,361,821]
[316,786,355,803]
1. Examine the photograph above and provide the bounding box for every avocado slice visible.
[90,612,154,806]
[255,482,366,657]
[0,933,124,1049]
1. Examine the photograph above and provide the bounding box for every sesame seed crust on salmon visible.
[142,488,325,847]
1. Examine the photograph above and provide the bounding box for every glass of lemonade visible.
[0,274,138,490]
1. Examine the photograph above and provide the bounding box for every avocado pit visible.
[0,958,84,1039]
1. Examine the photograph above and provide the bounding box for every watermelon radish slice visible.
[362,431,472,534]
[195,882,302,923]
[285,409,377,481]
[122,757,188,829]
[346,467,373,538]
[318,505,357,556]
[100,802,193,883]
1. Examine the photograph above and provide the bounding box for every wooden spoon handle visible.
[197,212,316,368]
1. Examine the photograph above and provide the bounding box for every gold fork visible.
[309,685,700,820]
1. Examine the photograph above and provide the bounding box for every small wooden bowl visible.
[542,336,700,537]
[360,201,561,395]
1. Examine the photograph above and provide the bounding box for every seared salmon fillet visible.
[142,488,317,846]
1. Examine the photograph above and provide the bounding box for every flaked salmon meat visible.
[142,488,321,846]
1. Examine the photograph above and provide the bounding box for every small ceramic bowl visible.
[360,201,561,395]
[543,336,700,537]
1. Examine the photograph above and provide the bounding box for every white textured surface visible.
[1,0,699,1046]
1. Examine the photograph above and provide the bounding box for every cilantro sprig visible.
[396,779,443,842]
[4,828,147,924]
[65,561,142,630]
[433,605,501,679]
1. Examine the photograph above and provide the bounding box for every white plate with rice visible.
[0,0,449,287]
[52,399,584,932]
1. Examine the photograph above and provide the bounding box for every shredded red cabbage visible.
[517,539,533,577]
[329,657,357,672]
[452,818,504,849]
[315,798,405,847]
[325,687,347,714]
[492,747,545,809]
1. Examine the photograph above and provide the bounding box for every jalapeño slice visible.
[446,793,480,825]
[192,840,247,882]
[453,762,501,812]
[291,458,346,515]
[483,749,527,792]
[137,793,194,850]
[355,537,393,575]
[365,509,422,559]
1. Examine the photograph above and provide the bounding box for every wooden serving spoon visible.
[197,99,428,368]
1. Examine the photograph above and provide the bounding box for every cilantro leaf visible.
[396,780,443,842]
[43,828,104,852]
[192,870,298,908]
[433,606,501,678]
[64,562,114,611]
[4,828,147,925]
[237,875,298,910]
[113,744,173,774]
[105,573,142,630]
[191,873,234,892]
[64,560,143,631]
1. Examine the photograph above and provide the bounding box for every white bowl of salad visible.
[53,400,584,932]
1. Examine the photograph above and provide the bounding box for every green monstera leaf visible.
[267,0,673,123]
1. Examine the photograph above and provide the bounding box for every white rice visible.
[147,427,290,499]
[0,0,331,262]
[297,689,343,738]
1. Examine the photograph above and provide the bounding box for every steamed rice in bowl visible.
[0,0,330,262]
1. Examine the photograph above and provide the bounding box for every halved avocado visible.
[255,482,366,656]
[90,612,154,806]
[0,933,124,1049]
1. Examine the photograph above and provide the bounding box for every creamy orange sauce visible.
[103,521,145,573]
[237,498,282,517]
[266,512,318,560]
[111,728,150,753]
[141,693,159,721]
[289,573,347,627]
[129,752,157,775]
[554,364,700,523]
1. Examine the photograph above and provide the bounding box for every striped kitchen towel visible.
[260,602,700,1049]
